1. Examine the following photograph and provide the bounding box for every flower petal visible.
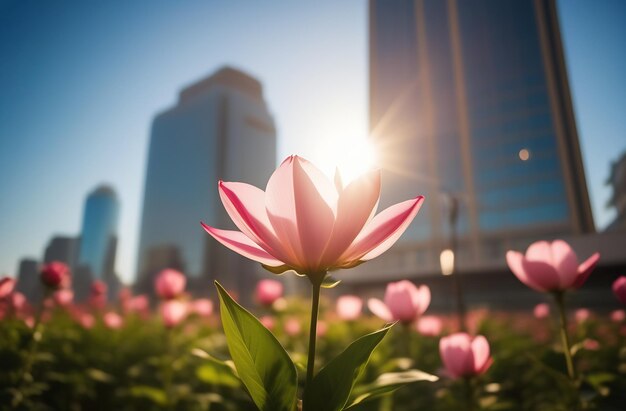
[471,335,491,373]
[342,196,424,262]
[367,298,393,322]
[526,241,553,264]
[320,169,381,266]
[412,285,431,316]
[201,223,284,266]
[506,250,545,292]
[520,259,562,292]
[219,181,294,264]
[292,156,338,270]
[550,240,579,289]
[573,252,600,288]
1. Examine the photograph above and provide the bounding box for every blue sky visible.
[0,0,624,283]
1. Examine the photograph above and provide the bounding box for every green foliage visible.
[216,281,298,411]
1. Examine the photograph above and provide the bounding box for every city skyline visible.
[1,0,625,283]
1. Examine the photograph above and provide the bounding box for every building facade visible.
[605,151,626,231]
[358,0,594,282]
[135,67,277,300]
[76,185,120,300]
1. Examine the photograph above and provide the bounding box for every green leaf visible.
[321,274,341,288]
[130,385,167,405]
[216,281,297,411]
[196,361,241,388]
[344,370,438,410]
[302,324,394,411]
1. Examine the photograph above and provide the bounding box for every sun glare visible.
[320,138,378,186]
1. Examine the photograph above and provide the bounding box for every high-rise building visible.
[605,151,626,231]
[44,236,78,267]
[136,66,277,299]
[362,0,594,279]
[15,258,40,303]
[76,185,120,300]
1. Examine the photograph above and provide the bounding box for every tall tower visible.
[76,185,119,300]
[136,66,277,299]
[367,0,594,275]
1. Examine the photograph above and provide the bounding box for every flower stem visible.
[464,377,474,411]
[554,292,576,381]
[305,275,323,392]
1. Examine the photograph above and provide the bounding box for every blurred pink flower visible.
[506,240,599,293]
[613,276,626,305]
[0,277,16,299]
[10,292,27,311]
[317,320,328,337]
[40,261,71,289]
[575,308,591,324]
[53,289,74,307]
[155,269,186,300]
[582,338,600,351]
[202,155,424,276]
[368,280,430,324]
[284,317,301,336]
[255,279,283,306]
[533,303,550,319]
[416,315,443,337]
[129,295,150,316]
[103,312,123,329]
[260,315,275,330]
[439,332,493,379]
[336,295,363,321]
[161,300,187,328]
[192,299,213,317]
[91,280,107,296]
[611,309,625,323]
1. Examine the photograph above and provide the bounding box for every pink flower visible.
[53,290,74,307]
[575,308,591,324]
[155,269,186,300]
[336,295,363,321]
[611,309,625,323]
[40,261,71,289]
[192,299,213,317]
[416,315,443,337]
[613,276,626,305]
[91,280,107,296]
[0,277,16,299]
[284,317,301,336]
[103,312,123,329]
[260,315,275,330]
[161,300,187,328]
[255,279,283,306]
[368,280,430,324]
[202,155,424,276]
[317,320,328,337]
[129,295,149,315]
[582,338,600,351]
[506,240,599,293]
[439,333,493,379]
[80,313,95,329]
[10,292,27,311]
[533,303,550,319]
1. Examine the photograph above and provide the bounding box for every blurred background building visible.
[605,151,626,231]
[338,0,623,309]
[135,66,277,301]
[74,185,120,301]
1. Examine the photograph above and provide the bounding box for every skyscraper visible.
[76,185,119,300]
[365,0,594,277]
[136,66,277,299]
[44,236,78,267]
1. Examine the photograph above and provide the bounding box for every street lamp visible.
[440,249,454,276]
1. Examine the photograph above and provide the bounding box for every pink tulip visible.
[260,315,275,330]
[0,277,16,299]
[533,303,550,319]
[80,313,95,329]
[103,312,123,329]
[611,309,625,323]
[416,315,443,337]
[129,295,149,315]
[91,280,107,296]
[40,261,71,289]
[284,317,301,336]
[575,308,590,324]
[53,289,74,307]
[336,295,363,321]
[439,333,493,379]
[255,279,283,306]
[368,280,430,324]
[155,269,186,300]
[202,155,424,277]
[506,240,599,293]
[613,276,626,305]
[161,300,187,328]
[192,299,213,317]
[10,292,27,311]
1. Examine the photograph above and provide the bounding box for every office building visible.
[361,0,594,281]
[136,66,277,299]
[606,151,626,231]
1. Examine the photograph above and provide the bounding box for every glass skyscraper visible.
[77,185,119,299]
[362,0,594,278]
[136,67,277,298]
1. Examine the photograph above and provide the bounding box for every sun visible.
[320,137,379,185]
